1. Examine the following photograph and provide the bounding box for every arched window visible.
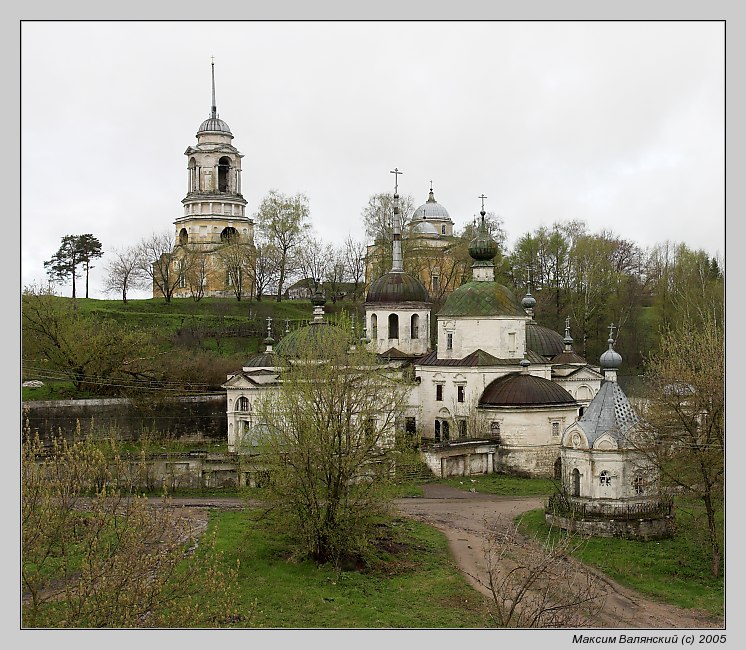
[599,470,611,487]
[237,396,250,412]
[572,468,580,496]
[434,419,450,442]
[179,228,189,245]
[218,156,231,192]
[388,313,399,339]
[221,226,238,242]
[554,457,562,481]
[370,314,378,339]
[411,314,420,339]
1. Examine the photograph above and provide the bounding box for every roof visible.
[243,352,277,368]
[418,348,545,367]
[412,189,452,221]
[411,221,440,236]
[576,380,640,446]
[366,271,430,304]
[526,321,565,357]
[479,373,577,407]
[377,347,425,361]
[551,350,587,364]
[438,281,526,318]
[197,116,232,136]
[274,321,351,358]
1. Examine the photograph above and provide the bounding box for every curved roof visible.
[575,380,640,447]
[412,189,452,221]
[526,321,565,358]
[244,352,277,368]
[274,322,350,358]
[438,281,526,318]
[366,271,430,304]
[411,221,440,236]
[197,117,233,136]
[551,350,587,364]
[480,373,577,407]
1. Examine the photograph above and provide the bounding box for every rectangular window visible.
[457,385,465,403]
[436,384,443,401]
[457,419,467,438]
[508,332,516,353]
[447,333,453,350]
[552,421,560,436]
[491,421,501,435]
[405,417,417,433]
[432,275,440,292]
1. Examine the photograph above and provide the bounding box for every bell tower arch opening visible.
[218,156,231,192]
[179,228,189,245]
[221,226,239,242]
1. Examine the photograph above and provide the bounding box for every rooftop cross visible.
[566,316,571,333]
[608,322,616,341]
[478,194,488,212]
[210,57,217,118]
[430,179,433,191]
[266,316,273,337]
[390,167,402,194]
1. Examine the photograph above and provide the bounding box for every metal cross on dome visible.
[390,167,403,194]
[478,194,488,212]
[266,316,273,337]
[608,322,616,340]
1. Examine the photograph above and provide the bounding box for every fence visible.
[546,493,674,521]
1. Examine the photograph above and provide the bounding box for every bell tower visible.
[171,60,253,297]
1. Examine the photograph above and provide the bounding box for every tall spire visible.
[390,168,404,273]
[468,194,497,282]
[210,56,217,119]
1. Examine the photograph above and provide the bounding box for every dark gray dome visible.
[480,373,576,406]
[526,321,565,358]
[521,292,536,309]
[197,117,233,136]
[366,272,430,304]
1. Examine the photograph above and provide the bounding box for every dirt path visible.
[394,484,723,629]
[166,489,722,629]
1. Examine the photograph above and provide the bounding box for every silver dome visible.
[197,117,233,135]
[600,339,622,369]
[412,188,451,221]
[411,221,440,236]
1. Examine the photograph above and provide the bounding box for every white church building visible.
[224,167,606,479]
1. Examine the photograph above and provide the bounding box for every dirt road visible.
[168,486,723,629]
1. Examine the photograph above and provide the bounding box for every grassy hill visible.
[22,295,365,400]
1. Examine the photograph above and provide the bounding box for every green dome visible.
[274,322,350,358]
[468,218,498,262]
[438,281,526,318]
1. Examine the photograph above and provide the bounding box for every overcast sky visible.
[21,20,724,299]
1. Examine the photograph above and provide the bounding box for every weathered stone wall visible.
[545,512,675,541]
[22,395,227,441]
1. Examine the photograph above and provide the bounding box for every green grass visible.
[433,473,556,496]
[518,504,724,618]
[209,510,489,628]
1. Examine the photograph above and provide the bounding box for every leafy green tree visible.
[22,285,155,395]
[44,236,82,298]
[255,190,310,302]
[255,321,409,567]
[22,431,241,627]
[637,316,724,577]
[362,192,416,281]
[215,234,254,301]
[76,234,103,298]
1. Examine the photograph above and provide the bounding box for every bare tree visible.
[103,245,147,303]
[137,231,184,302]
[298,234,334,295]
[255,190,310,302]
[251,239,280,302]
[181,246,209,302]
[216,235,254,301]
[481,518,606,628]
[341,235,367,300]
